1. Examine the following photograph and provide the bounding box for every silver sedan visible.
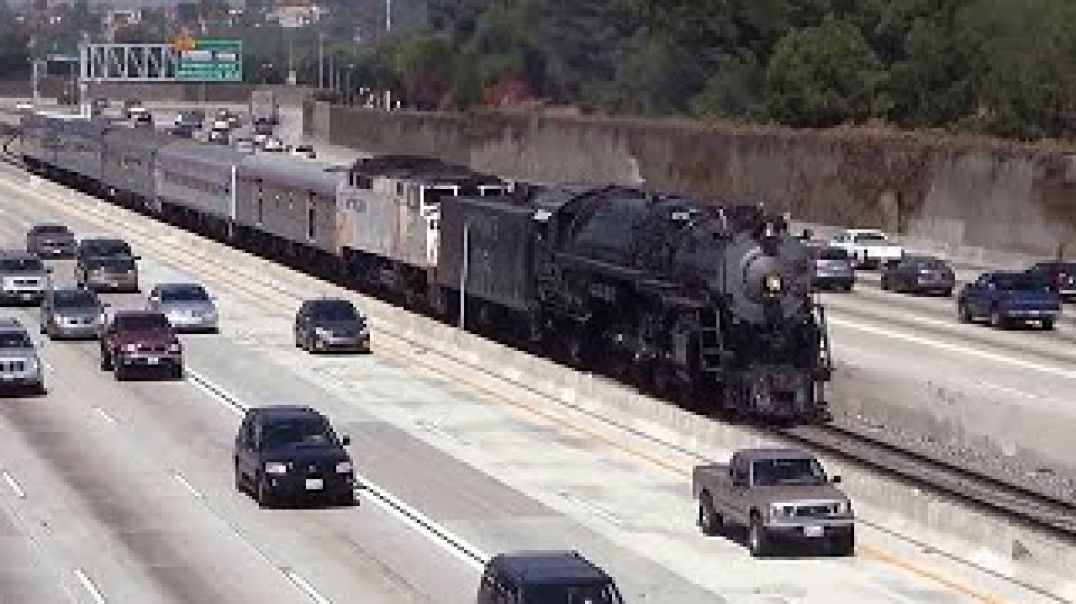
[146,283,219,333]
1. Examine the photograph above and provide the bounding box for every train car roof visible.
[103,127,176,151]
[158,139,245,167]
[349,154,502,186]
[238,153,346,196]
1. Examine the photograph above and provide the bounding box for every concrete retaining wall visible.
[309,103,1076,258]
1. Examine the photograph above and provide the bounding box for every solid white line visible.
[73,568,107,604]
[357,475,488,573]
[280,567,332,604]
[185,368,488,572]
[829,316,1076,380]
[172,472,204,499]
[92,407,117,425]
[1,470,26,499]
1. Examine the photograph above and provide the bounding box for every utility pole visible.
[384,0,392,111]
[458,220,470,331]
[318,30,325,90]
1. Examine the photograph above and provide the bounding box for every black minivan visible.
[476,551,623,604]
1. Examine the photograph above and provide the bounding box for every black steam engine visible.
[438,185,832,421]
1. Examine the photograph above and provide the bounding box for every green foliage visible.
[765,19,890,127]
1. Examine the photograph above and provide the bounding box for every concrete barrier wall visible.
[312,104,1076,258]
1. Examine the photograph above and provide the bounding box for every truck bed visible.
[691,463,729,499]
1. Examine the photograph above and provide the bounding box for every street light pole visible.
[384,0,392,111]
[318,31,325,90]
[458,220,470,331]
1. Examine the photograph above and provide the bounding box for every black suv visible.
[476,551,624,604]
[294,298,370,353]
[233,406,355,508]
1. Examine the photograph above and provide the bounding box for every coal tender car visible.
[437,186,832,421]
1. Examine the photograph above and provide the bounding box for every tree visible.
[394,34,459,109]
[956,0,1076,138]
[765,19,890,127]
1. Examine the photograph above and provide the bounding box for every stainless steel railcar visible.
[233,154,348,267]
[155,141,243,239]
[101,128,175,213]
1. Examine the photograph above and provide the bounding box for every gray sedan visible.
[146,283,219,333]
[40,287,104,340]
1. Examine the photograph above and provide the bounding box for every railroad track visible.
[2,141,1074,548]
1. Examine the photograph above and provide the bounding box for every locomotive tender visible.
[18,113,831,422]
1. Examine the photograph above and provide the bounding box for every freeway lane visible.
[0,167,1066,602]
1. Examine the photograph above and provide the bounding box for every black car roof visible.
[250,406,324,421]
[488,552,611,585]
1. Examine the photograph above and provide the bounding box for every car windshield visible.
[0,257,44,271]
[262,417,335,448]
[817,247,848,261]
[114,314,170,331]
[34,225,70,235]
[995,274,1048,291]
[54,290,98,308]
[753,458,828,486]
[160,285,209,302]
[0,332,32,348]
[311,302,358,321]
[84,240,131,256]
[524,583,622,604]
[90,257,135,270]
[853,232,886,243]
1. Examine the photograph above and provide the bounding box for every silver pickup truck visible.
[692,448,854,557]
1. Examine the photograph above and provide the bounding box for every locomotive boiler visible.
[438,185,832,421]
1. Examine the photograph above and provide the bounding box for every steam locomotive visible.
[437,186,832,420]
[18,113,832,422]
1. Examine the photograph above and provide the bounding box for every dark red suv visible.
[99,310,183,380]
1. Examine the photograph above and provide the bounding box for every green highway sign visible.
[175,39,243,82]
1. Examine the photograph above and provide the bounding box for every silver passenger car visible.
[0,251,51,304]
[40,287,104,340]
[146,283,219,333]
[0,318,45,395]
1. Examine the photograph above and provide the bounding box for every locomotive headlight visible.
[763,272,784,295]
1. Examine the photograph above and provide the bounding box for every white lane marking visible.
[1,470,26,499]
[92,407,117,425]
[280,567,332,604]
[73,568,107,604]
[829,316,1076,380]
[171,472,204,500]
[185,368,488,573]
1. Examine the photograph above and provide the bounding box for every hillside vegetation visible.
[375,0,1076,141]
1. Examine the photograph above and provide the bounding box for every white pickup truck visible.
[829,229,903,269]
